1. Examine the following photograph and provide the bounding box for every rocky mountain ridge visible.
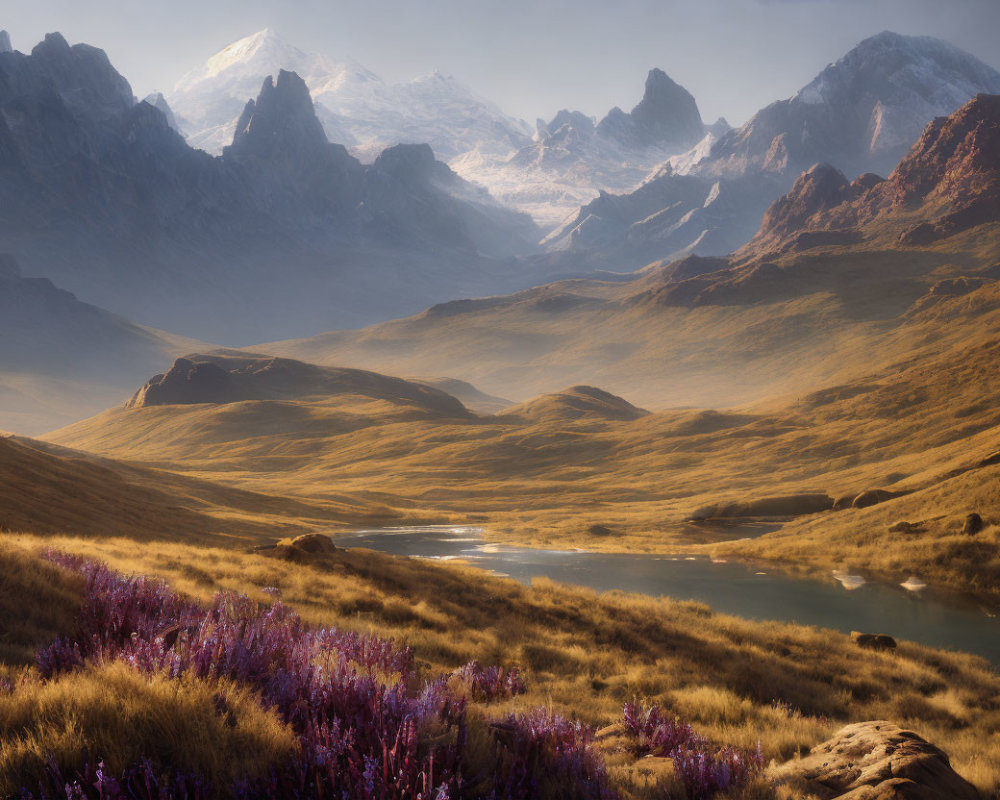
[541,32,1000,270]
[744,93,1000,254]
[0,33,540,342]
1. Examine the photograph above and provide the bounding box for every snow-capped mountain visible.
[165,31,718,230]
[542,31,1000,267]
[703,30,1000,180]
[453,69,726,229]
[0,34,541,343]
[167,29,532,162]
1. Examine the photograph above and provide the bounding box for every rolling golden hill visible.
[0,433,398,544]
[43,98,1000,602]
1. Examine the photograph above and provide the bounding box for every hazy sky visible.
[5,0,1000,126]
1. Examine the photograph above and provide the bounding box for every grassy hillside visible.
[47,307,1000,600]
[0,434,403,544]
[1,533,998,797]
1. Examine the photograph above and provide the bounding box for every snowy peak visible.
[708,31,1000,182]
[790,30,1000,159]
[174,29,376,94]
[0,31,11,54]
[167,30,529,163]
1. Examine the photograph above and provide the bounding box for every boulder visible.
[962,513,984,536]
[853,489,904,509]
[587,524,615,537]
[771,721,981,800]
[287,533,338,555]
[851,631,898,651]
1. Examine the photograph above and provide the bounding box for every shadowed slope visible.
[0,434,390,543]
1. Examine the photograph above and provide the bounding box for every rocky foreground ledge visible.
[772,721,981,799]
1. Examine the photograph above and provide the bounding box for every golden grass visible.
[44,287,1000,601]
[2,532,997,796]
[0,662,298,795]
[0,541,83,665]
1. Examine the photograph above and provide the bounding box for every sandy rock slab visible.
[771,721,980,799]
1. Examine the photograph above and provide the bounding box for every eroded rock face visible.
[772,721,981,799]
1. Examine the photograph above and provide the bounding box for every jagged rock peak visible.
[755,163,855,241]
[596,67,704,150]
[141,92,180,131]
[546,109,595,136]
[230,69,328,155]
[29,32,134,119]
[0,31,11,54]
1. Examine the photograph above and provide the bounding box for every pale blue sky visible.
[4,0,999,125]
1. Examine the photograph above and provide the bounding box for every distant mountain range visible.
[162,30,722,228]
[167,29,533,162]
[453,69,728,228]
[540,32,1000,269]
[0,33,539,342]
[161,29,999,239]
[260,93,1000,410]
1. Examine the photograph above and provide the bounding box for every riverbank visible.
[3,530,998,797]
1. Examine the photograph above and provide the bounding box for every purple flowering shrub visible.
[622,702,763,800]
[453,660,526,702]
[482,710,614,800]
[18,552,616,800]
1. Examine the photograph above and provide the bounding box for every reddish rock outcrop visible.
[772,721,981,799]
[743,94,1000,255]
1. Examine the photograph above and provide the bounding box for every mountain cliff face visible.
[542,32,1000,269]
[0,34,540,342]
[744,93,1000,254]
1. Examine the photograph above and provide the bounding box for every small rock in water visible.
[901,576,928,592]
[833,570,866,590]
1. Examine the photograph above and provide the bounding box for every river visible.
[329,525,1000,668]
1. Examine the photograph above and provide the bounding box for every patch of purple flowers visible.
[454,660,526,702]
[23,552,617,800]
[622,702,763,799]
[486,710,614,800]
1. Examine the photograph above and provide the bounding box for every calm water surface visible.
[330,525,1000,668]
